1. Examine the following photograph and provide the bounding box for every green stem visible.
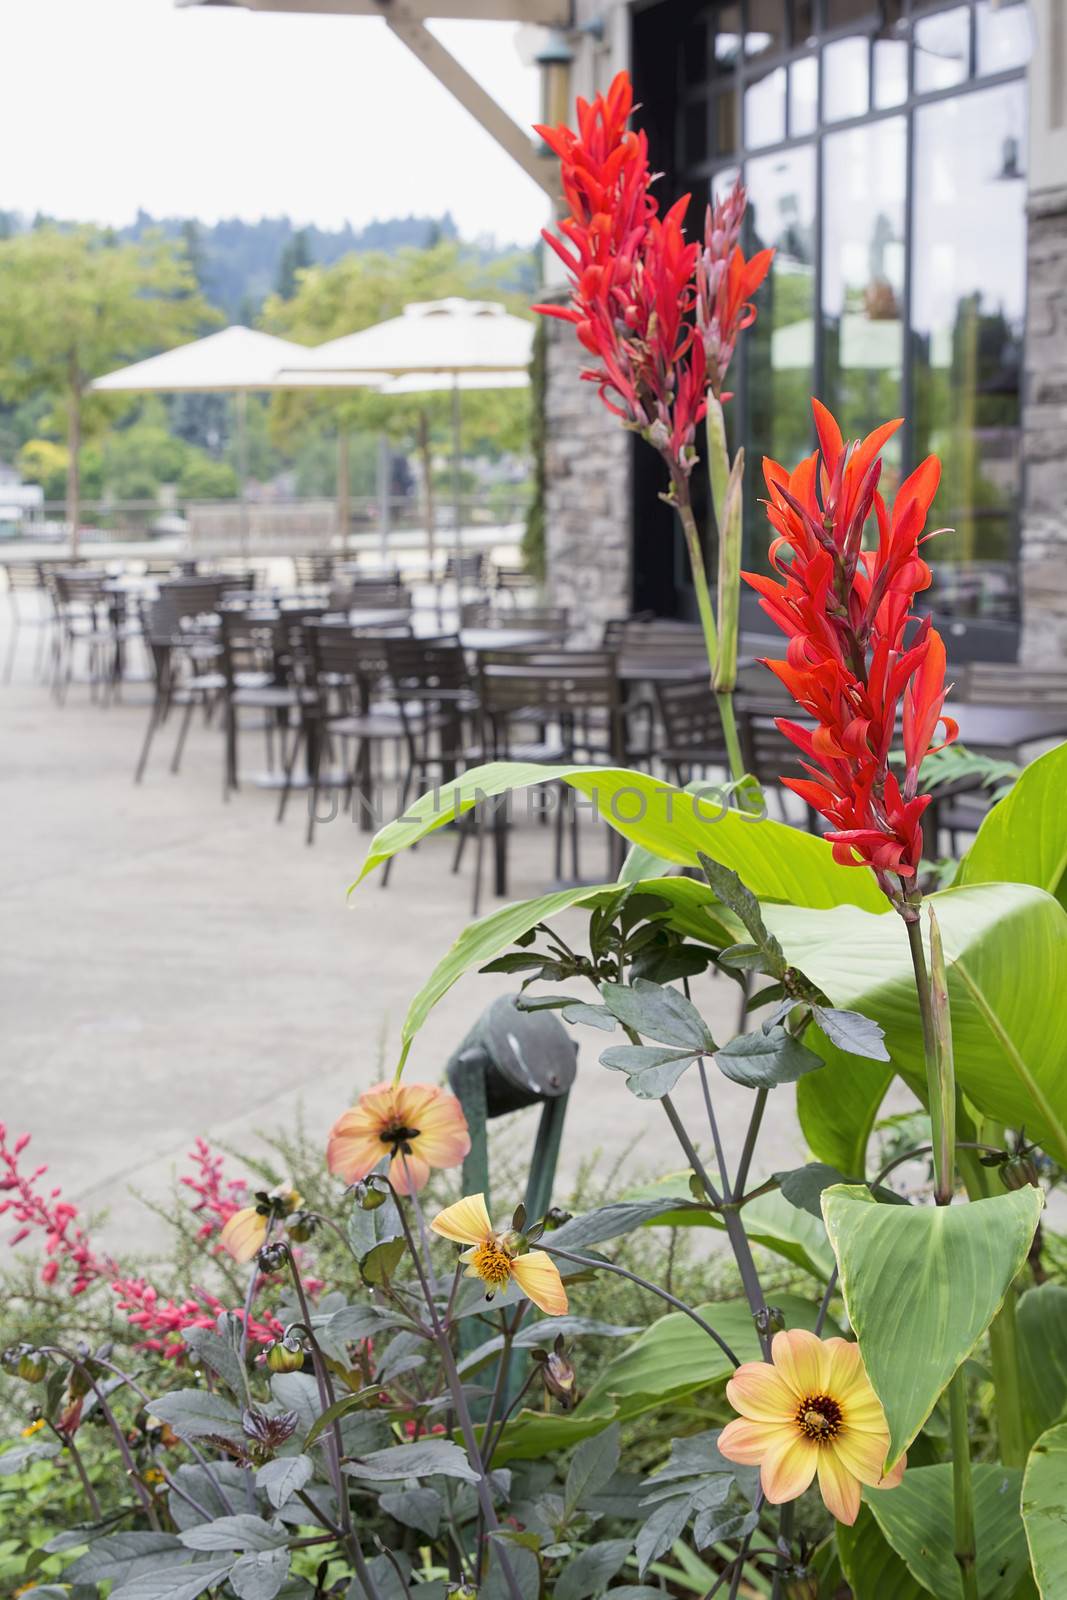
[674,484,720,686]
[904,913,952,1203]
[705,395,731,528]
[716,690,748,789]
[948,1372,980,1600]
[903,908,979,1590]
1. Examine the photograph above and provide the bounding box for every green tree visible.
[275,228,312,300]
[0,226,216,551]
[261,241,532,550]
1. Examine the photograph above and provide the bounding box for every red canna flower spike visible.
[744,398,956,911]
[696,178,774,398]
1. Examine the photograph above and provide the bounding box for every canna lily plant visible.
[349,67,1064,1600]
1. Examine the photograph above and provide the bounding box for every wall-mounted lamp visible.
[535,27,576,131]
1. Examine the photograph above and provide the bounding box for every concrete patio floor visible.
[1,597,823,1261]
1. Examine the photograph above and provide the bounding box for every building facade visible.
[541,0,1067,662]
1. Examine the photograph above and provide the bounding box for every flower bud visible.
[353,1180,388,1212]
[539,1345,578,1410]
[445,1585,478,1599]
[256,1242,289,1274]
[783,1573,819,1600]
[17,1349,48,1384]
[754,1305,785,1338]
[286,1211,316,1243]
[1000,1153,1040,1192]
[543,1207,572,1230]
[265,1336,304,1374]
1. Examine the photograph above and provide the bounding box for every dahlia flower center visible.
[796,1394,842,1442]
[380,1122,420,1155]
[470,1239,513,1290]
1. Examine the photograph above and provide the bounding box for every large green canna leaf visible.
[957,740,1067,907]
[822,1184,1043,1468]
[795,1029,894,1175]
[354,761,887,911]
[836,1505,933,1600]
[1022,1420,1067,1596]
[1016,1284,1067,1442]
[866,1462,1030,1599]
[766,884,1067,1165]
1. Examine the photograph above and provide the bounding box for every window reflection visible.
[823,35,869,122]
[743,145,817,569]
[822,118,906,476]
[872,36,908,108]
[790,55,819,135]
[976,0,1033,75]
[914,6,971,94]
[912,82,1027,621]
[745,66,787,148]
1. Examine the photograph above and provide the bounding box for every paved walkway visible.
[1,598,814,1259]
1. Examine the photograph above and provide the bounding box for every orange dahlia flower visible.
[327,1082,470,1196]
[717,1327,904,1525]
[430,1193,568,1317]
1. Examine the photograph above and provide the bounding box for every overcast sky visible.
[2,0,551,246]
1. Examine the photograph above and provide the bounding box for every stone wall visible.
[1020,186,1067,663]
[542,300,632,640]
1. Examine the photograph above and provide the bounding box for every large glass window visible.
[912,80,1027,620]
[659,0,1030,632]
[744,144,817,566]
[822,117,906,479]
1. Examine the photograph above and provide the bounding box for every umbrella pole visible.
[377,431,391,563]
[337,428,350,555]
[236,389,249,559]
[451,374,462,561]
[417,407,436,579]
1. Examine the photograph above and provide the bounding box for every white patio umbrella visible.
[91,327,315,550]
[277,299,535,557]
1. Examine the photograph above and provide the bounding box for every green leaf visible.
[822,1183,1043,1467]
[796,1029,894,1174]
[958,740,1067,907]
[1017,1284,1067,1440]
[553,1538,631,1600]
[356,763,886,907]
[564,1422,620,1514]
[713,1026,824,1088]
[1022,1419,1067,1596]
[345,1439,480,1484]
[696,853,786,974]
[836,1505,935,1600]
[599,979,714,1049]
[100,1563,236,1600]
[182,1324,247,1398]
[146,1389,245,1446]
[636,1497,692,1576]
[547,1198,710,1253]
[229,1549,290,1600]
[0,1438,61,1476]
[774,1163,906,1219]
[67,1532,188,1583]
[255,1455,313,1511]
[599,1044,700,1099]
[810,1005,890,1062]
[868,1462,1029,1599]
[766,884,1067,1165]
[179,1516,286,1553]
[379,1486,443,1539]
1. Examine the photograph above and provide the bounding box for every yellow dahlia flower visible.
[717,1327,905,1525]
[430,1193,568,1316]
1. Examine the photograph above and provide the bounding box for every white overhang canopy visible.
[89,325,314,394]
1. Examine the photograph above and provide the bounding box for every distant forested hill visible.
[0,209,538,321]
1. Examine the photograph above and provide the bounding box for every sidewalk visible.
[1,605,812,1259]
